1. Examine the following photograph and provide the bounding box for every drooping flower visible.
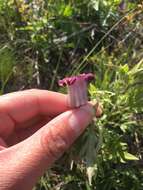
[58,73,94,108]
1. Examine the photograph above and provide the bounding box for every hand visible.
[0,89,94,190]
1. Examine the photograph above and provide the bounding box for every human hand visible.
[0,89,95,190]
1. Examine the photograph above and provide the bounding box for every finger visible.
[0,113,15,139]
[1,103,94,190]
[7,116,51,145]
[0,89,68,124]
[0,138,7,151]
[94,102,103,118]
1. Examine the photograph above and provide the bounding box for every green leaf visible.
[63,5,73,17]
[120,124,128,133]
[124,152,139,161]
[0,46,15,82]
[0,46,15,93]
[90,0,100,11]
[120,64,129,73]
[89,83,97,95]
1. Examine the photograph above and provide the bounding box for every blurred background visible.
[0,0,143,189]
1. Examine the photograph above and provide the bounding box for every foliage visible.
[0,45,16,93]
[0,0,143,189]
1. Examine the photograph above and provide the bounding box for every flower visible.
[118,0,126,12]
[58,73,94,108]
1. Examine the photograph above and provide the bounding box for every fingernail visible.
[90,101,103,117]
[69,104,94,135]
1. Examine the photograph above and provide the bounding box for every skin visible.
[0,89,100,190]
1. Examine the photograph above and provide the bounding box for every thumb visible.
[0,103,94,190]
[26,103,94,165]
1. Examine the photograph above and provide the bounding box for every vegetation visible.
[0,0,143,189]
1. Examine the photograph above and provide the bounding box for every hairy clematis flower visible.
[58,73,94,108]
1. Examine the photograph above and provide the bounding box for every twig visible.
[34,51,40,86]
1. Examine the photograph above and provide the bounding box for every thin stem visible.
[50,49,63,90]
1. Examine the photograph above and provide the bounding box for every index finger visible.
[0,89,68,123]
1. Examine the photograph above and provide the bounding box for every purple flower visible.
[58,73,94,108]
[118,0,126,12]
